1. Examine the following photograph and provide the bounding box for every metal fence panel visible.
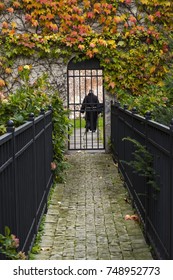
[0,110,53,258]
[111,103,173,259]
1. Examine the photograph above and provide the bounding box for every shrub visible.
[0,227,26,260]
[51,92,70,181]
[152,106,173,126]
[0,67,50,134]
[0,66,70,181]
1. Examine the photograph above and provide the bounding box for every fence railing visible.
[111,102,173,260]
[0,109,53,259]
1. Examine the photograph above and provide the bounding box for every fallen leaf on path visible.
[130,214,140,222]
[124,197,130,204]
[125,214,131,220]
[41,247,50,251]
[124,214,140,222]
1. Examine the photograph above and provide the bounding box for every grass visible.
[70,116,104,130]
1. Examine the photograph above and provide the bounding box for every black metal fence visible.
[111,102,173,260]
[0,109,53,259]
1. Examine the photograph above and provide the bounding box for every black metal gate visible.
[67,57,105,150]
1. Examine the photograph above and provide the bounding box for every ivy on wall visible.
[0,0,172,100]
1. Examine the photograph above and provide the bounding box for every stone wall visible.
[8,57,68,103]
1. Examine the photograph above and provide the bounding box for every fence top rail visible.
[30,114,44,125]
[112,103,171,133]
[0,109,52,139]
[14,120,33,136]
[0,132,12,145]
[147,119,170,133]
[119,107,146,122]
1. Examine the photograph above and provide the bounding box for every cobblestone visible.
[34,152,153,260]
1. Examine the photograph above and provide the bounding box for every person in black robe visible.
[80,89,100,132]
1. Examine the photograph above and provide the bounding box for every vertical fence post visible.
[123,105,128,164]
[28,113,38,234]
[48,105,53,167]
[144,111,151,241]
[124,104,128,110]
[130,107,137,199]
[110,102,113,154]
[40,108,47,213]
[6,120,19,238]
[169,119,173,259]
[132,107,137,114]
[114,102,120,161]
[132,107,137,137]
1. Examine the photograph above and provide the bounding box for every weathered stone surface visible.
[34,152,153,260]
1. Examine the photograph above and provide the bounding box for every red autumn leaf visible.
[90,42,96,48]
[25,14,32,21]
[125,0,132,4]
[155,11,161,18]
[129,16,137,24]
[0,2,5,10]
[2,21,8,29]
[7,7,14,13]
[46,13,55,20]
[107,4,113,9]
[130,215,140,222]
[70,31,78,37]
[78,44,85,50]
[124,214,140,222]
[87,11,94,19]
[148,15,154,22]
[86,50,93,58]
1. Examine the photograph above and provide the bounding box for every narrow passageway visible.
[35,152,153,260]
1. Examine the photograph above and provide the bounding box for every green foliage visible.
[29,215,46,259]
[0,226,26,260]
[51,93,70,182]
[0,69,70,182]
[114,30,173,120]
[152,106,173,126]
[122,137,159,192]
[116,85,168,115]
[150,60,173,125]
[116,62,173,126]
[0,68,50,132]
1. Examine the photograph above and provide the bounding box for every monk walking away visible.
[80,89,102,132]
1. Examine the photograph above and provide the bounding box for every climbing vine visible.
[0,0,173,99]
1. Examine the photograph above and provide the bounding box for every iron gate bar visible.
[68,57,102,70]
[67,58,105,151]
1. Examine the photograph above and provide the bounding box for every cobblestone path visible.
[35,152,153,260]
